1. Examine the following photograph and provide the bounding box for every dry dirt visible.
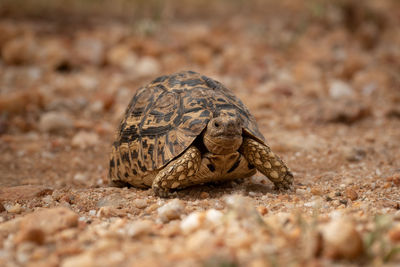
[0,0,400,266]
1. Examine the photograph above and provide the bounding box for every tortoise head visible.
[203,115,243,154]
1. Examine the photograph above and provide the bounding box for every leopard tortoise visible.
[109,71,294,197]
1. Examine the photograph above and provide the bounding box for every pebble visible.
[71,131,99,149]
[310,187,323,196]
[106,44,138,71]
[97,206,128,218]
[304,200,321,208]
[345,188,359,201]
[205,209,223,224]
[132,199,147,209]
[125,220,153,238]
[4,203,23,214]
[157,199,185,223]
[329,80,354,99]
[180,212,204,234]
[39,112,73,133]
[73,173,88,182]
[135,56,161,77]
[320,217,363,259]
[256,206,268,216]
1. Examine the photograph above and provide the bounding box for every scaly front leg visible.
[152,146,201,197]
[240,138,294,190]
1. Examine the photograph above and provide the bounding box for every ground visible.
[0,0,400,266]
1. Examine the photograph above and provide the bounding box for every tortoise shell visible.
[111,71,265,180]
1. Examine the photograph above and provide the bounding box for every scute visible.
[111,71,265,181]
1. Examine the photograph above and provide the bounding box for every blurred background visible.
[0,0,399,188]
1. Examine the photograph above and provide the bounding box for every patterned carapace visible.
[110,71,264,180]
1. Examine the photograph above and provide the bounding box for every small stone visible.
[5,203,23,214]
[71,131,99,149]
[125,220,153,237]
[321,217,363,259]
[132,199,147,209]
[97,206,128,218]
[329,80,354,99]
[180,212,204,234]
[73,172,88,182]
[39,112,73,133]
[157,199,185,222]
[106,44,138,71]
[304,200,321,208]
[135,56,161,77]
[345,188,359,201]
[311,187,323,196]
[205,209,223,225]
[256,206,268,216]
[224,195,259,220]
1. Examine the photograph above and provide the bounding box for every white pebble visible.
[125,220,153,237]
[135,56,160,77]
[329,80,354,99]
[71,131,99,149]
[180,212,203,234]
[205,209,223,224]
[39,112,73,133]
[157,199,184,223]
[73,173,88,182]
[4,203,23,214]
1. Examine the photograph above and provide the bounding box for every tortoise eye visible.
[213,121,220,128]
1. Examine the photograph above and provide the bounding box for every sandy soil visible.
[0,1,399,266]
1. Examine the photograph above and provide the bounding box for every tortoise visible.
[109,71,293,197]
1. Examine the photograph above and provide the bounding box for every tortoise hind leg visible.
[240,138,294,190]
[152,146,202,197]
